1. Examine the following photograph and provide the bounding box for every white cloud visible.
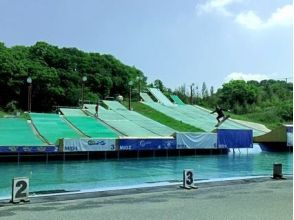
[266,4,293,28]
[235,11,263,30]
[197,1,293,30]
[196,0,238,16]
[235,4,293,30]
[224,72,270,82]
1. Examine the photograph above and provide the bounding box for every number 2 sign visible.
[11,177,29,203]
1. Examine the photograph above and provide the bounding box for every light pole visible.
[136,76,143,101]
[27,77,32,112]
[128,80,133,110]
[190,83,195,105]
[81,75,87,108]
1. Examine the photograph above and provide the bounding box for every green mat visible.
[0,118,46,146]
[143,102,265,136]
[148,88,174,106]
[30,113,83,144]
[59,108,86,116]
[102,101,175,136]
[85,106,163,137]
[65,116,118,138]
[140,92,154,103]
[170,95,185,105]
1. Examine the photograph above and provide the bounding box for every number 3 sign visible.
[11,177,29,203]
[183,169,197,189]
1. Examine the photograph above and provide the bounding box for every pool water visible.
[0,152,292,199]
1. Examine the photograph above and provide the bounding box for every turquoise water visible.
[0,152,292,198]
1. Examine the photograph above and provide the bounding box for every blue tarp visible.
[217,129,253,148]
[119,138,176,150]
[286,125,293,147]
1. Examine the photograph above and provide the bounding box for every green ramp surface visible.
[170,95,185,105]
[30,113,83,144]
[85,104,163,137]
[143,102,266,136]
[0,118,46,146]
[59,108,86,116]
[148,88,174,106]
[140,92,154,102]
[63,115,118,138]
[103,101,176,136]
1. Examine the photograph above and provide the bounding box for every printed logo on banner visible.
[63,138,116,151]
[120,139,176,150]
[88,140,106,146]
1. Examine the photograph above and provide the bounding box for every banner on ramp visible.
[286,125,293,147]
[176,133,217,149]
[119,138,176,150]
[217,129,253,148]
[0,146,58,153]
[62,138,116,152]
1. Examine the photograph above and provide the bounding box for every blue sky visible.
[0,0,292,90]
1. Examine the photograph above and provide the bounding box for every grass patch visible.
[228,112,282,130]
[200,105,282,130]
[129,102,204,132]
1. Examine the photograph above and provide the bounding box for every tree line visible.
[173,80,293,125]
[0,41,292,125]
[0,41,146,111]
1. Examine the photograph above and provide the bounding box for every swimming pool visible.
[0,151,292,199]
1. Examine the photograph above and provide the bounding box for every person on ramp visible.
[95,102,99,118]
[210,105,227,123]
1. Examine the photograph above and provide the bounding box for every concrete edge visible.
[0,175,292,207]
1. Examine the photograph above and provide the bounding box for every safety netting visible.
[0,118,46,146]
[30,113,83,144]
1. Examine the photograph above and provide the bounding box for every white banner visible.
[176,133,217,149]
[63,138,116,152]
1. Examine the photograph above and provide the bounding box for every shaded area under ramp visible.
[253,125,292,151]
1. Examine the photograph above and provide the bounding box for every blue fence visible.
[217,129,253,148]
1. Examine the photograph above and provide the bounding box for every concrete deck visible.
[0,177,292,220]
